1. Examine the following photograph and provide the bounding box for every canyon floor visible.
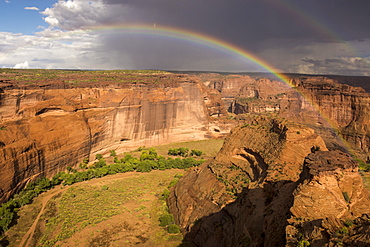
[1,139,224,247]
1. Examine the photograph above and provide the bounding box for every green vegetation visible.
[0,148,204,235]
[149,139,224,158]
[167,224,181,234]
[109,150,117,157]
[357,158,370,172]
[155,175,183,236]
[168,148,203,157]
[159,214,174,227]
[296,239,310,247]
[0,69,171,87]
[33,171,182,245]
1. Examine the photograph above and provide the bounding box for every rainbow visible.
[266,0,358,56]
[88,23,291,83]
[88,23,355,154]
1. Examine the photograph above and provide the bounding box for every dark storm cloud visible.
[101,0,370,47]
[19,0,370,75]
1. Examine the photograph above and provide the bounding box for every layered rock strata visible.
[0,72,226,203]
[168,118,370,246]
[203,74,370,159]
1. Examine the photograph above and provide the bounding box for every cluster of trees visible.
[0,177,54,233]
[168,148,202,157]
[0,148,204,234]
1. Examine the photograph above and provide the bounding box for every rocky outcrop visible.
[168,118,370,246]
[168,117,328,246]
[286,150,370,246]
[0,71,228,203]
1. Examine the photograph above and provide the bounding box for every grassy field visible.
[2,138,225,246]
[0,69,172,86]
[5,170,184,247]
[123,139,224,160]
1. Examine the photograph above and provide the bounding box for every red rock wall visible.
[0,80,219,203]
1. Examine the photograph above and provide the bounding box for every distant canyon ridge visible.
[0,69,369,204]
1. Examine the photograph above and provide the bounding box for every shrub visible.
[190,149,203,156]
[79,162,87,169]
[168,178,179,188]
[344,219,353,227]
[92,158,106,169]
[296,240,310,247]
[167,224,180,234]
[168,148,189,157]
[140,150,156,161]
[161,189,170,200]
[159,213,174,227]
[109,150,117,157]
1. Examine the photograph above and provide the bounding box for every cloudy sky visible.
[0,0,369,75]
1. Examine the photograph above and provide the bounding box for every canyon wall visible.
[0,72,227,203]
[168,117,370,246]
[201,73,370,159]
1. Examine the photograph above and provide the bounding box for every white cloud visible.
[25,7,39,11]
[0,30,113,69]
[41,0,110,30]
[5,0,10,3]
[13,61,29,69]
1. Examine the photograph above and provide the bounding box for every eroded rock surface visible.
[0,71,228,203]
[168,118,370,246]
[286,151,370,246]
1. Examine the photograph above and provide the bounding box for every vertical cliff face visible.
[200,73,290,113]
[0,72,227,203]
[168,118,370,246]
[281,77,370,158]
[205,74,370,158]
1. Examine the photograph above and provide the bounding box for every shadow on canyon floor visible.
[178,179,298,247]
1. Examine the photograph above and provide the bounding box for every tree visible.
[0,206,14,233]
[110,150,117,157]
[190,149,203,156]
[136,160,153,172]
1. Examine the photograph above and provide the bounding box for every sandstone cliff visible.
[0,70,227,203]
[202,73,370,159]
[168,117,370,246]
[286,150,370,246]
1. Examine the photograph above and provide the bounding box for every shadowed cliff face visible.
[0,72,229,203]
[168,118,370,246]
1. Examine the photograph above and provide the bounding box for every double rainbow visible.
[89,23,290,82]
[88,23,354,154]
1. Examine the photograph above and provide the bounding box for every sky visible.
[0,0,369,76]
